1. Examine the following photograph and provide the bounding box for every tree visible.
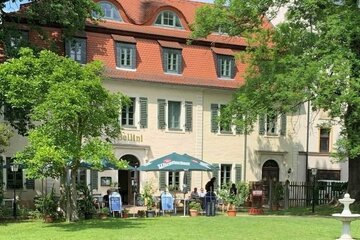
[192,0,360,200]
[0,0,101,134]
[0,123,12,153]
[0,48,128,221]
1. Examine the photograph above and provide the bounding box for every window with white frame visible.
[116,42,136,69]
[220,164,232,187]
[94,1,122,21]
[259,113,287,136]
[162,48,182,74]
[154,10,183,28]
[168,172,180,190]
[158,99,193,131]
[120,97,148,129]
[319,128,330,153]
[168,101,181,130]
[210,104,234,134]
[65,38,87,64]
[121,97,135,127]
[217,55,235,79]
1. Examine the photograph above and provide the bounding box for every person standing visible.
[205,177,216,193]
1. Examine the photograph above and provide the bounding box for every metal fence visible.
[249,180,347,208]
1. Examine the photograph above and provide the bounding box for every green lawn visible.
[0,213,358,240]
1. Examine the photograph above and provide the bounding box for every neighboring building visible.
[0,0,347,207]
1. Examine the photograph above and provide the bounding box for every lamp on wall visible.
[10,163,19,219]
[287,168,292,174]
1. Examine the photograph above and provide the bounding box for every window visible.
[121,97,135,127]
[6,157,23,190]
[162,48,182,74]
[158,99,192,131]
[76,169,87,185]
[155,11,183,28]
[210,104,235,134]
[95,1,122,21]
[5,30,29,57]
[116,42,136,69]
[259,114,287,136]
[65,38,87,64]
[220,164,232,187]
[320,128,330,153]
[168,101,181,130]
[168,172,180,190]
[217,55,235,79]
[119,97,148,129]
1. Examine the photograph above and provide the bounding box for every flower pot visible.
[189,209,199,217]
[44,215,55,223]
[146,210,156,218]
[227,209,237,217]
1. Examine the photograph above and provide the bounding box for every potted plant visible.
[272,182,284,210]
[225,193,242,217]
[122,208,130,218]
[99,207,109,219]
[35,187,59,223]
[189,201,201,217]
[77,184,96,219]
[142,182,156,217]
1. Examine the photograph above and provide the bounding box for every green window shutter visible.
[65,40,70,57]
[131,44,137,69]
[115,42,121,67]
[230,57,236,79]
[211,104,219,133]
[259,114,265,135]
[90,170,98,190]
[280,113,287,136]
[235,164,242,183]
[212,163,220,191]
[79,38,87,64]
[159,171,166,191]
[186,171,191,191]
[216,55,221,77]
[185,101,193,131]
[158,99,166,129]
[139,97,148,128]
[177,50,182,74]
[162,49,168,72]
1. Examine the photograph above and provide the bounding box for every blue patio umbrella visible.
[137,152,213,172]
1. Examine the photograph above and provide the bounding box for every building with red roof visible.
[1,0,347,209]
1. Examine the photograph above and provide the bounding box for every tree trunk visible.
[347,156,360,201]
[70,169,79,221]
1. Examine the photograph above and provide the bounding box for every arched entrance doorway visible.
[262,160,280,182]
[118,154,140,205]
[261,160,280,205]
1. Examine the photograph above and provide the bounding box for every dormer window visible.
[154,11,183,29]
[96,1,122,22]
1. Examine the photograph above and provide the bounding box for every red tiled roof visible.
[111,34,137,43]
[158,40,182,49]
[105,67,243,89]
[211,47,234,56]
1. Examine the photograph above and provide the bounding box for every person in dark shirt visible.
[103,189,111,208]
[230,183,237,195]
[205,177,216,193]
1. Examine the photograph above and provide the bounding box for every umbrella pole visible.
[183,192,186,217]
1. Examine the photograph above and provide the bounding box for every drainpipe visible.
[305,101,310,182]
